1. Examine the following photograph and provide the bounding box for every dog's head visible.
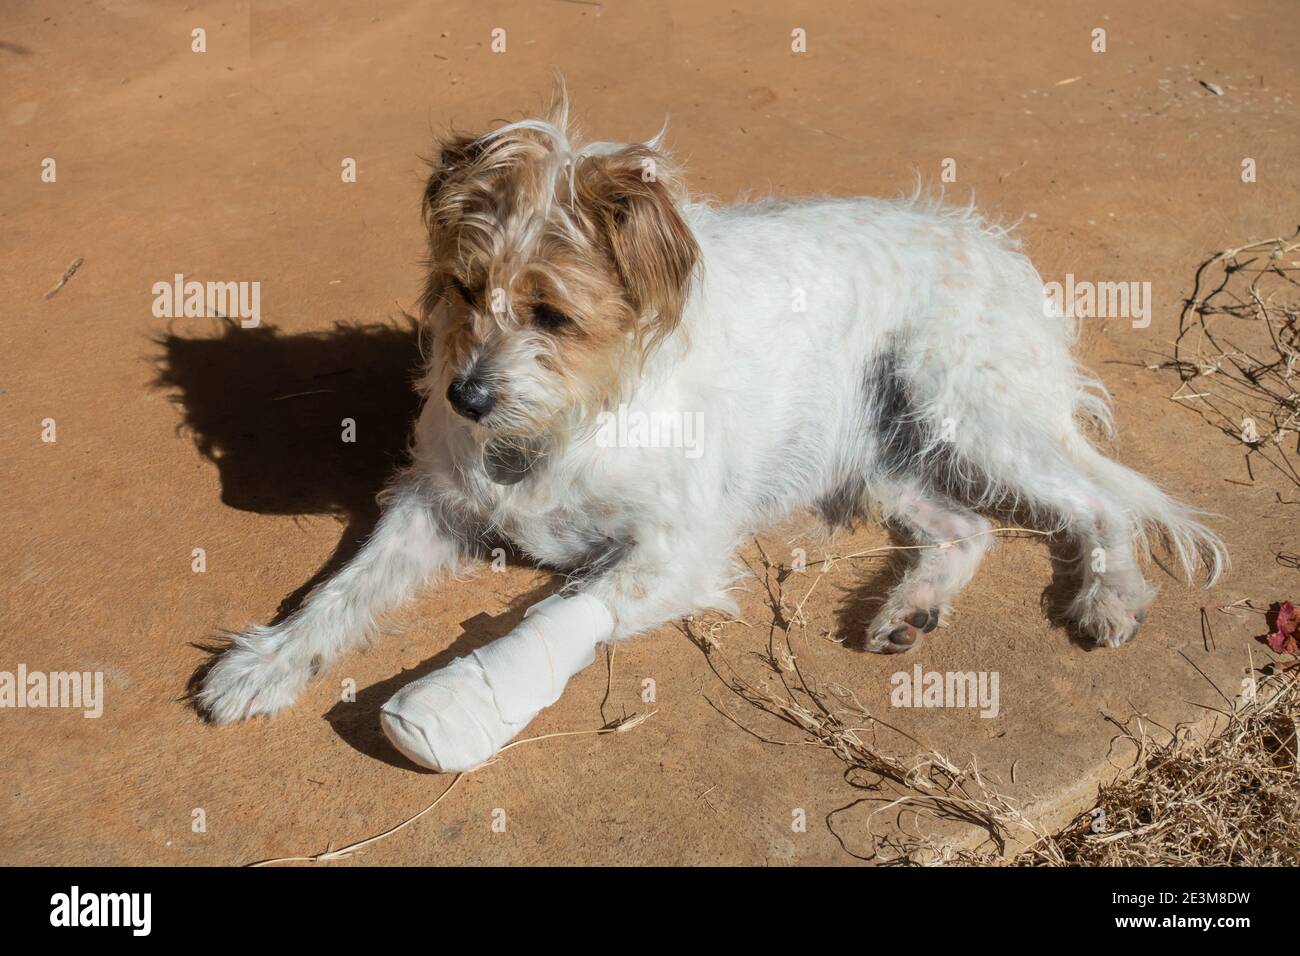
[418,99,698,436]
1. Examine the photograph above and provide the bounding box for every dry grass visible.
[683,535,1046,865]
[1014,669,1299,866]
[1160,229,1300,496]
[688,536,1299,866]
[1015,234,1300,866]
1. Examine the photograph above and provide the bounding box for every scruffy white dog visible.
[198,97,1224,771]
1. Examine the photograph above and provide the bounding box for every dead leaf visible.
[1265,600,1299,655]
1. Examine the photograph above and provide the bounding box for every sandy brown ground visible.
[2,1,1297,865]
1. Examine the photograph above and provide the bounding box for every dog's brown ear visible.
[422,133,485,230]
[576,144,699,348]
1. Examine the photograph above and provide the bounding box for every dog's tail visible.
[1072,441,1228,586]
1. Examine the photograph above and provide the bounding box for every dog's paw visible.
[1075,596,1147,648]
[854,605,946,654]
[1070,581,1153,649]
[197,629,312,724]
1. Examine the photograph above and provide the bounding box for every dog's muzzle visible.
[447,377,495,422]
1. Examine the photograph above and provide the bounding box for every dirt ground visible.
[2,1,1298,865]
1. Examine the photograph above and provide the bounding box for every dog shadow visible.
[156,317,424,661]
[1040,535,1096,649]
[154,316,422,523]
[834,545,908,652]
[152,319,490,738]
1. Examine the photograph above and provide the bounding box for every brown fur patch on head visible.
[415,111,699,432]
[572,144,699,354]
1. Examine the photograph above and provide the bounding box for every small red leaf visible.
[1265,601,1300,655]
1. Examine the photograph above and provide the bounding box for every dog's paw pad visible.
[852,621,921,655]
[904,608,941,633]
[888,623,918,647]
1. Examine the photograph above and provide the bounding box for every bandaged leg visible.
[379,593,614,772]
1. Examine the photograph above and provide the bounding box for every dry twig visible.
[1159,230,1300,494]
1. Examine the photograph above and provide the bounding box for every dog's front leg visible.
[380,540,725,772]
[198,478,466,723]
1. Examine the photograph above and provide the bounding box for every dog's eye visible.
[447,276,476,304]
[531,303,572,332]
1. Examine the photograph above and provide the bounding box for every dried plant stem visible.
[43,257,84,299]
[690,530,1300,865]
[1160,230,1300,495]
[1031,671,1299,866]
[248,772,466,866]
[686,534,1049,864]
[247,710,655,866]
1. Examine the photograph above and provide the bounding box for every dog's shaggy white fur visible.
[198,99,1226,728]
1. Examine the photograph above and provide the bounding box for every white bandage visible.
[379,593,615,772]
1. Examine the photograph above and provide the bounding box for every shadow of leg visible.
[1041,532,1097,650]
[153,316,425,710]
[836,543,910,652]
[322,578,560,770]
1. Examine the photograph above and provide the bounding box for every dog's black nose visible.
[447,378,496,422]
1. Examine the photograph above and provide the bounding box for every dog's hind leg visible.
[990,450,1154,647]
[976,435,1224,647]
[857,482,992,654]
[198,475,469,723]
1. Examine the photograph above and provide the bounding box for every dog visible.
[197,94,1226,740]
